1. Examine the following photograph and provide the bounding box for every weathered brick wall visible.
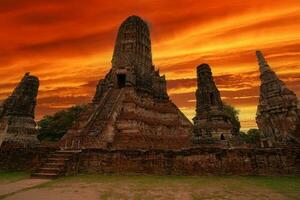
[0,146,299,175]
[78,148,300,175]
[0,145,56,172]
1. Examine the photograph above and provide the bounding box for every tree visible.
[37,105,87,141]
[247,128,260,144]
[239,128,260,144]
[223,103,241,133]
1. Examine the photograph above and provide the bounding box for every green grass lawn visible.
[0,173,300,200]
[39,174,300,199]
[0,171,30,183]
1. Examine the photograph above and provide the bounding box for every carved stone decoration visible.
[60,16,193,150]
[0,72,39,147]
[193,64,235,142]
[256,51,300,147]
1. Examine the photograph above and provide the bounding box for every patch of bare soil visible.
[0,178,50,198]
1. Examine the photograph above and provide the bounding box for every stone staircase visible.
[87,89,123,136]
[31,149,81,179]
[59,88,124,149]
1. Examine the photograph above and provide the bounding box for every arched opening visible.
[220,134,225,140]
[117,74,126,88]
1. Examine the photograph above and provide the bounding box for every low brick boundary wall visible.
[0,146,57,172]
[79,147,300,175]
[1,146,299,175]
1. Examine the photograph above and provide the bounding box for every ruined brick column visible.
[0,72,39,147]
[256,51,300,147]
[193,64,234,142]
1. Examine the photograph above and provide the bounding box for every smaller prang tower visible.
[193,64,236,142]
[0,73,39,147]
[256,51,300,147]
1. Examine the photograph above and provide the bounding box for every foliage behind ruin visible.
[37,105,87,141]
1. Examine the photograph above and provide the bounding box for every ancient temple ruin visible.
[0,73,39,147]
[193,64,236,142]
[1,19,300,178]
[256,51,300,147]
[60,16,193,150]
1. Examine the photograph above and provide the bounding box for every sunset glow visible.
[1,0,300,130]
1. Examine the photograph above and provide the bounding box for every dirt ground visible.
[0,173,299,200]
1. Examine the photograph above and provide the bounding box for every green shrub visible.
[239,129,260,144]
[223,103,241,133]
[37,105,87,141]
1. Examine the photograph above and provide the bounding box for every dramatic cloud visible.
[0,0,300,130]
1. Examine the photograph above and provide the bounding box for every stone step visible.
[56,150,82,153]
[50,153,73,158]
[37,167,62,174]
[32,149,79,179]
[45,162,65,167]
[32,172,60,179]
[48,157,69,161]
[53,151,75,154]
[54,152,78,155]
[39,166,62,170]
[48,155,71,160]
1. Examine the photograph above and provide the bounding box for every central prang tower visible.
[61,16,192,150]
[93,16,168,102]
[112,15,152,71]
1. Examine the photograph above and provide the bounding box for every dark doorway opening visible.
[263,141,269,148]
[117,74,126,88]
[210,92,215,105]
[220,134,225,140]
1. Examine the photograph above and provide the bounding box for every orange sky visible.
[0,0,300,131]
